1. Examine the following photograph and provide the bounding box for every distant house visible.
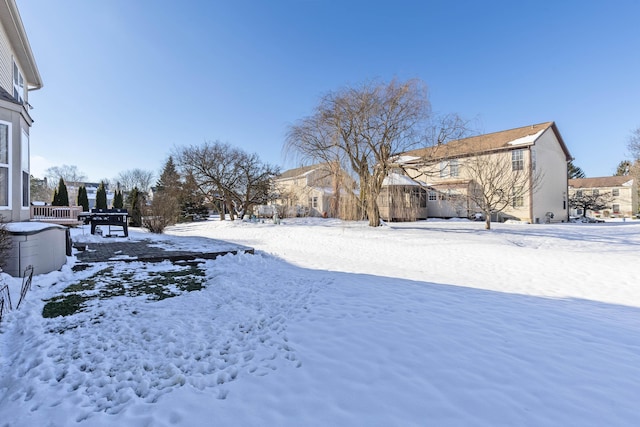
[398,122,572,223]
[74,182,115,210]
[269,163,336,217]
[0,0,43,222]
[568,176,638,218]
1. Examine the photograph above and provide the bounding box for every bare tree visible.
[569,190,613,218]
[628,127,640,161]
[175,141,239,220]
[426,113,475,146]
[115,169,155,193]
[45,165,86,188]
[286,78,431,227]
[30,175,52,203]
[175,141,278,220]
[234,151,279,217]
[143,193,179,233]
[464,152,542,229]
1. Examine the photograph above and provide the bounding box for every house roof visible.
[277,163,331,180]
[0,0,43,89]
[400,122,572,162]
[382,173,421,187]
[569,176,635,189]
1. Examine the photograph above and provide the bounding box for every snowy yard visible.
[1,218,639,426]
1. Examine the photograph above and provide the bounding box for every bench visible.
[78,209,130,237]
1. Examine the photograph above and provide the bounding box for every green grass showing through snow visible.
[42,263,206,318]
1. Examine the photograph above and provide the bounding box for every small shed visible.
[378,173,428,222]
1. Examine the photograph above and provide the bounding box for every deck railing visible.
[30,205,84,226]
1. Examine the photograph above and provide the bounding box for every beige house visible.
[398,122,572,223]
[0,0,43,222]
[267,163,360,218]
[568,176,638,218]
[270,164,335,217]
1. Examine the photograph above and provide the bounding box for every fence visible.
[30,205,83,226]
[0,265,33,324]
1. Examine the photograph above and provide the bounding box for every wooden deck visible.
[30,205,84,226]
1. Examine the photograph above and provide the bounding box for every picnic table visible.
[78,209,130,237]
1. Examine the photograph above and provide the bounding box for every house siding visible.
[0,24,12,95]
[0,0,38,222]
[530,128,569,223]
[568,178,638,218]
[0,108,30,221]
[403,124,570,223]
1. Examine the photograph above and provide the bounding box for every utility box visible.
[1,223,69,277]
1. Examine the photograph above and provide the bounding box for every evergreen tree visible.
[615,160,631,176]
[77,185,90,211]
[156,156,181,195]
[127,187,145,227]
[152,156,182,222]
[568,161,586,179]
[52,178,69,206]
[96,181,108,210]
[113,189,124,209]
[180,170,208,221]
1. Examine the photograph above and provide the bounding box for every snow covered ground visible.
[1,217,639,426]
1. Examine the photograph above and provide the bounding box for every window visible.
[512,150,524,171]
[21,130,29,207]
[0,123,9,207]
[13,62,24,104]
[576,190,583,197]
[512,186,524,207]
[439,161,449,178]
[449,159,459,177]
[416,189,427,208]
[613,204,620,213]
[309,196,318,208]
[612,188,620,196]
[428,191,437,201]
[592,189,599,196]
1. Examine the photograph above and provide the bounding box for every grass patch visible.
[42,263,207,318]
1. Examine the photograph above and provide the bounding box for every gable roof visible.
[382,173,421,187]
[277,163,330,180]
[569,176,635,189]
[400,122,572,162]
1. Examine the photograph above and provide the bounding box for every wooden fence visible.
[30,205,83,226]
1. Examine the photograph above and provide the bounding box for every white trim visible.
[0,120,11,209]
[21,129,29,208]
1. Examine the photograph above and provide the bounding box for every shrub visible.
[0,220,10,264]
[52,178,69,206]
[142,194,179,234]
[96,182,108,210]
[77,185,89,211]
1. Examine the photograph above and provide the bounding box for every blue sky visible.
[17,0,640,182]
